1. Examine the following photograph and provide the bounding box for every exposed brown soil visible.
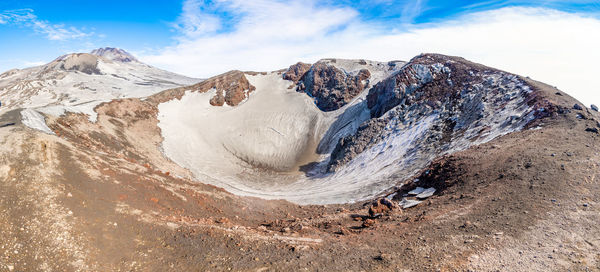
[1,61,600,271]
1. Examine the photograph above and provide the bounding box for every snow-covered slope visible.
[155,55,542,204]
[0,47,199,132]
[90,47,139,63]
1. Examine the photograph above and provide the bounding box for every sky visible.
[1,0,600,106]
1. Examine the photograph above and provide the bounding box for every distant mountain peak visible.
[90,47,138,63]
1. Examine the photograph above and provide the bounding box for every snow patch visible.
[20,109,54,134]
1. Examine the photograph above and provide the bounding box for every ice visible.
[20,109,54,134]
[416,188,436,199]
[408,187,425,195]
[398,198,422,209]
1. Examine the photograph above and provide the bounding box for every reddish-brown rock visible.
[149,70,255,107]
[368,197,399,217]
[362,218,376,228]
[283,62,311,83]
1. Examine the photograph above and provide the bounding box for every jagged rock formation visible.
[149,70,255,107]
[282,62,311,83]
[328,54,543,171]
[283,59,399,111]
[300,62,370,111]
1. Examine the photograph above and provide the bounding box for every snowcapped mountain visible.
[0,47,199,132]
[90,47,139,63]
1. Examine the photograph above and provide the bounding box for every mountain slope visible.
[0,53,598,271]
[0,48,199,131]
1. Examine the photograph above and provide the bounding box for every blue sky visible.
[0,0,182,68]
[1,0,600,105]
[0,0,598,70]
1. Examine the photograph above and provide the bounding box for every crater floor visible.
[156,56,538,204]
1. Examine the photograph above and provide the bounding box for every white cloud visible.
[142,0,361,74]
[0,9,92,41]
[22,60,46,67]
[141,3,600,107]
[172,0,221,38]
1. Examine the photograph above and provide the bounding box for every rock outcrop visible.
[283,62,311,83]
[328,54,542,172]
[283,60,374,111]
[150,70,255,107]
[301,63,370,111]
[368,198,399,217]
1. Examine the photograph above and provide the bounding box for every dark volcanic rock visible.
[368,198,399,217]
[288,61,372,111]
[328,118,387,171]
[328,54,542,172]
[283,62,311,83]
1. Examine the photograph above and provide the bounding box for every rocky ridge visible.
[283,59,403,111]
[328,54,545,171]
[148,70,255,107]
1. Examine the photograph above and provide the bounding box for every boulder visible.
[368,197,399,217]
[362,218,376,228]
[209,91,226,106]
[151,70,255,107]
[573,104,583,110]
[591,104,598,111]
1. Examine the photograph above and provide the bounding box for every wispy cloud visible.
[0,8,92,41]
[143,0,361,73]
[141,1,600,107]
[400,0,427,23]
[172,0,221,38]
